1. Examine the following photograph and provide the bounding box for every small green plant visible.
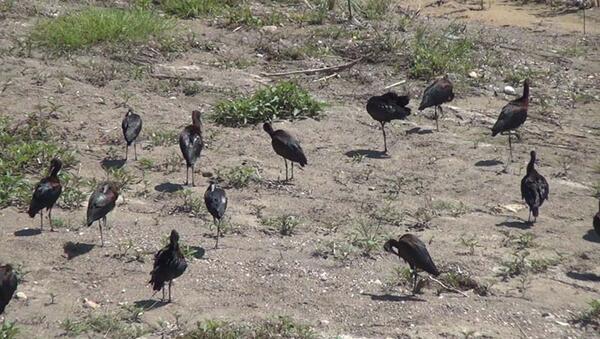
[382,266,413,291]
[499,230,536,250]
[149,129,178,147]
[213,82,324,127]
[107,167,138,193]
[350,218,385,257]
[216,165,261,188]
[162,153,182,174]
[137,157,156,171]
[440,271,489,296]
[30,7,174,52]
[503,67,545,86]
[572,299,600,327]
[183,81,201,96]
[0,321,19,339]
[226,7,284,28]
[58,172,87,209]
[432,200,469,217]
[313,239,356,261]
[61,308,147,338]
[177,189,204,216]
[496,250,529,280]
[262,215,301,236]
[459,235,480,255]
[409,23,475,79]
[182,317,315,339]
[360,0,390,20]
[370,202,404,226]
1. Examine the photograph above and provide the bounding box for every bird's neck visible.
[522,83,529,106]
[50,167,60,178]
[526,158,535,174]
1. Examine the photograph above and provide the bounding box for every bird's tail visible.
[149,276,164,291]
[532,207,539,218]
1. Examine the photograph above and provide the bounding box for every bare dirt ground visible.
[0,0,599,338]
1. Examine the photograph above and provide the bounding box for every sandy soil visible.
[0,0,599,338]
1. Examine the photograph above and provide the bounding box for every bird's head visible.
[383,239,397,254]
[49,158,63,176]
[192,110,203,127]
[126,107,134,116]
[207,182,217,192]
[169,229,180,244]
[263,122,274,135]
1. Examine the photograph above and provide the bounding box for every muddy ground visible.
[0,0,599,338]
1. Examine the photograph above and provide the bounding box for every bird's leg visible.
[134,142,138,161]
[40,210,43,231]
[99,219,104,247]
[508,133,513,163]
[168,280,172,303]
[380,121,387,154]
[191,164,195,187]
[291,162,294,180]
[435,106,440,132]
[284,158,289,181]
[125,144,128,161]
[528,210,531,223]
[185,166,189,186]
[214,217,219,249]
[161,287,165,302]
[412,269,418,295]
[49,208,54,232]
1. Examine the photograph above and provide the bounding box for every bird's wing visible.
[399,236,438,275]
[536,174,549,201]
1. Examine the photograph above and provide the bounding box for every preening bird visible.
[86,182,119,246]
[263,122,307,181]
[520,151,549,224]
[204,182,228,249]
[418,75,454,131]
[149,230,187,302]
[179,110,204,186]
[0,264,18,315]
[366,92,411,153]
[594,200,600,236]
[28,158,62,232]
[122,108,142,161]
[384,234,440,294]
[492,79,530,163]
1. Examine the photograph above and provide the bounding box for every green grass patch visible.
[572,299,600,327]
[213,82,324,127]
[261,215,301,236]
[216,165,261,188]
[160,0,239,18]
[409,24,475,80]
[0,321,19,339]
[61,308,147,338]
[182,316,316,339]
[0,115,77,208]
[30,7,174,52]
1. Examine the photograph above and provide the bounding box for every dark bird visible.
[366,92,411,153]
[122,108,143,161]
[418,75,454,131]
[263,122,307,181]
[384,234,440,294]
[520,150,549,224]
[0,264,18,315]
[492,79,530,162]
[204,182,228,249]
[179,110,204,186]
[28,158,63,232]
[149,230,187,302]
[86,182,119,246]
[594,200,600,236]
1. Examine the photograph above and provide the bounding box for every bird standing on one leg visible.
[28,158,63,232]
[149,230,187,303]
[122,108,142,161]
[263,122,307,181]
[383,234,440,294]
[0,264,18,315]
[593,199,600,236]
[366,92,411,153]
[204,182,228,249]
[520,150,549,224]
[86,182,119,246]
[492,79,530,163]
[418,75,454,132]
[179,110,204,186]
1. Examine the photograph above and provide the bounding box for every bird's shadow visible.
[133,299,169,311]
[361,293,425,302]
[14,228,42,237]
[475,159,503,167]
[100,158,126,171]
[582,229,600,243]
[496,219,532,229]
[345,149,390,159]
[63,242,95,260]
[566,271,600,282]
[405,127,434,135]
[155,182,184,193]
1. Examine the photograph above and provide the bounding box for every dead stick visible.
[261,57,364,77]
[384,80,406,90]
[150,73,204,81]
[429,276,469,297]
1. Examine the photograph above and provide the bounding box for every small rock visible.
[83,298,100,309]
[15,292,27,300]
[320,319,330,326]
[504,86,516,95]
[469,71,479,78]
[261,25,278,33]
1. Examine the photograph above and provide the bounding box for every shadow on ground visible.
[14,228,42,237]
[134,299,169,311]
[361,293,425,302]
[496,220,531,229]
[155,182,184,193]
[63,242,95,260]
[582,229,600,243]
[345,149,389,159]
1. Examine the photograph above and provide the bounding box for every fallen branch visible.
[150,73,204,81]
[261,57,364,77]
[429,276,469,297]
[384,80,406,90]
[314,73,339,82]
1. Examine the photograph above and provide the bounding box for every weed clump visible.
[213,82,324,127]
[160,0,238,19]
